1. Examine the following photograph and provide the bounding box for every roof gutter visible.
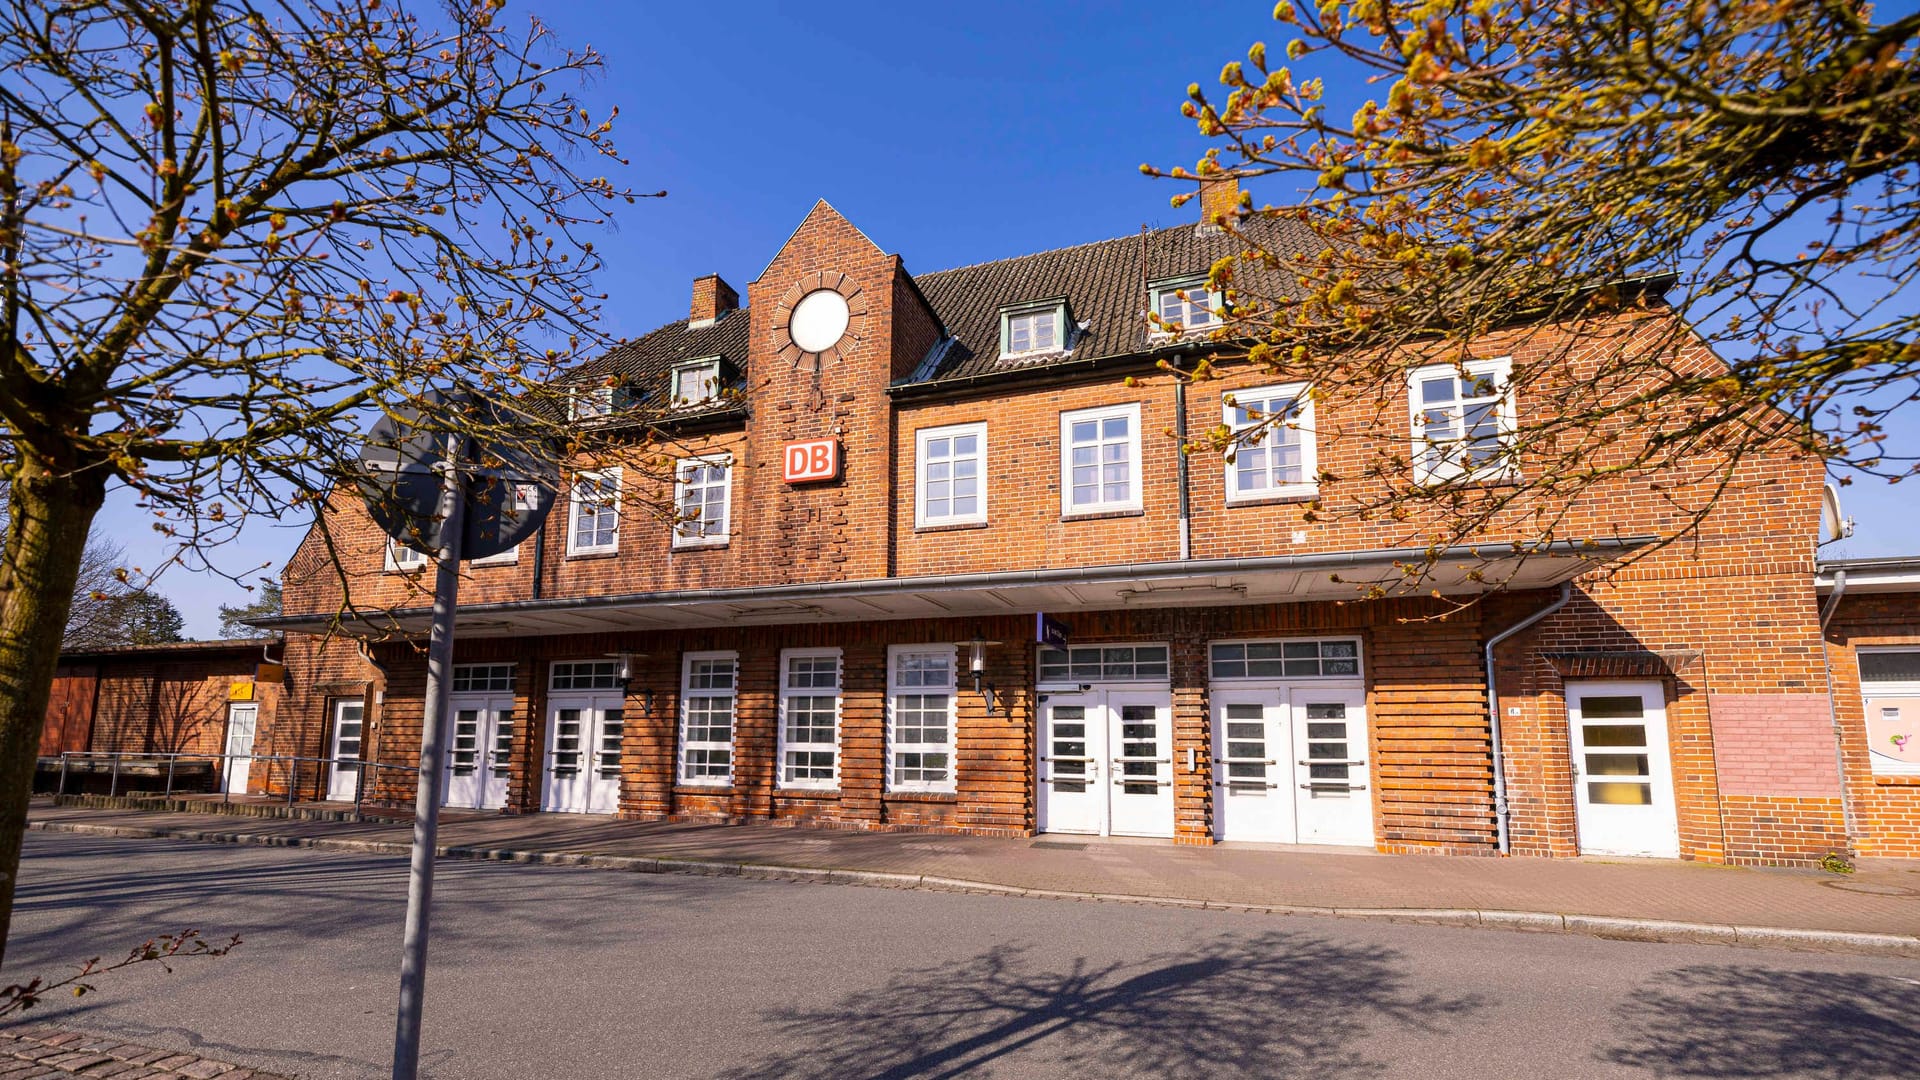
[252,536,1652,634]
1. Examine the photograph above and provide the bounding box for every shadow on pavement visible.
[722,931,1480,1079]
[1603,965,1920,1078]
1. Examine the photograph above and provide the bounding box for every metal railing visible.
[53,750,421,818]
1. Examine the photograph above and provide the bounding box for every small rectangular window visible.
[887,646,956,793]
[680,652,737,785]
[671,359,722,407]
[1225,384,1316,502]
[385,539,429,573]
[1002,305,1064,358]
[451,663,515,693]
[1209,639,1362,680]
[1151,276,1218,334]
[915,422,988,527]
[569,385,614,422]
[1060,403,1143,515]
[1409,359,1514,483]
[779,649,841,789]
[568,468,620,556]
[673,457,731,548]
[1037,645,1170,684]
[549,660,622,691]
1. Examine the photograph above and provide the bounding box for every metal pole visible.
[58,754,69,797]
[166,754,176,799]
[289,757,297,806]
[392,445,467,1080]
[110,752,120,798]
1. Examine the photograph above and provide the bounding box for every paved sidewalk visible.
[27,797,1920,951]
[0,1022,288,1079]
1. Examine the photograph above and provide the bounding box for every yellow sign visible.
[227,681,255,702]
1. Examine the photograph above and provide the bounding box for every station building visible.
[236,187,1920,865]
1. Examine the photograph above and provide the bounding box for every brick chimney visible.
[1198,177,1242,229]
[690,274,739,326]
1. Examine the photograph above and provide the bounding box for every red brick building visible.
[252,191,1916,865]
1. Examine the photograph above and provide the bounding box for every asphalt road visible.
[8,832,1920,1080]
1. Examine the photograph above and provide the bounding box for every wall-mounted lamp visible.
[604,651,652,715]
[955,632,1004,716]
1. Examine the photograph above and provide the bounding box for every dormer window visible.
[1000,300,1069,359]
[671,358,723,408]
[1151,275,1218,335]
[568,385,614,422]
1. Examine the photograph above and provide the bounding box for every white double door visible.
[542,692,624,814]
[1569,682,1678,857]
[1210,686,1372,846]
[444,694,514,811]
[1037,690,1174,838]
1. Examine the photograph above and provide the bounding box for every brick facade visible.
[1824,590,1920,858]
[248,196,1888,867]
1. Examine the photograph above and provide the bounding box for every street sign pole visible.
[392,444,468,1080]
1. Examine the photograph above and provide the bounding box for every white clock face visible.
[789,288,850,353]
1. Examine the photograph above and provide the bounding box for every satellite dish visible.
[358,388,560,560]
[1820,482,1855,545]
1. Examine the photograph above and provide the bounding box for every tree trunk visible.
[0,453,108,972]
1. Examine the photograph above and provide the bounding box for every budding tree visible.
[1149,0,1918,585]
[0,0,657,967]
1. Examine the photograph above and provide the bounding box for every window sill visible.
[774,787,841,799]
[1225,490,1318,508]
[674,783,734,795]
[884,790,959,803]
[915,520,989,534]
[1871,775,1920,787]
[565,547,620,560]
[1061,508,1145,523]
[671,539,730,552]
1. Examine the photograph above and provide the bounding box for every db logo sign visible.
[783,439,840,484]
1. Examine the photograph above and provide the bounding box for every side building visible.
[248,187,1911,865]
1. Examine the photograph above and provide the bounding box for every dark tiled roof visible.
[567,217,1315,408]
[910,218,1313,383]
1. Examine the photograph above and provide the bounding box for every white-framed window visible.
[673,457,731,549]
[1037,644,1170,685]
[451,663,515,693]
[671,358,722,408]
[914,422,988,527]
[679,652,737,786]
[550,660,622,690]
[1209,639,1363,680]
[1224,384,1316,502]
[472,481,541,566]
[1001,303,1066,358]
[887,645,957,794]
[569,385,614,422]
[1150,275,1218,334]
[779,649,841,790]
[1409,358,1516,483]
[1060,403,1143,515]
[1860,647,1920,778]
[472,545,520,567]
[567,468,620,556]
[385,539,429,573]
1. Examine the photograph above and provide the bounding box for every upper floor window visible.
[915,422,987,527]
[385,539,429,573]
[1001,301,1068,359]
[887,646,956,793]
[673,457,731,549]
[779,649,841,790]
[680,652,738,785]
[568,468,620,556]
[671,358,722,408]
[1409,358,1515,483]
[1060,403,1142,515]
[1151,276,1218,334]
[569,385,614,422]
[1224,384,1316,502]
[471,544,520,568]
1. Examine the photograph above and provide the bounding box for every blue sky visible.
[97,1,1916,636]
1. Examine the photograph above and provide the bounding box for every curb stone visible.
[28,818,1920,958]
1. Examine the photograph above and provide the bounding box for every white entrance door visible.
[1211,695,1288,841]
[1211,688,1372,845]
[543,694,624,814]
[1035,690,1174,838]
[326,700,364,802]
[1290,689,1372,846]
[1569,682,1679,857]
[222,704,258,795]
[445,696,515,810]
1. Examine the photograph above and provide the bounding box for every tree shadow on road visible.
[1602,965,1920,1078]
[722,929,1481,1080]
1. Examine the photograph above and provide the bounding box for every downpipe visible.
[1486,581,1572,855]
